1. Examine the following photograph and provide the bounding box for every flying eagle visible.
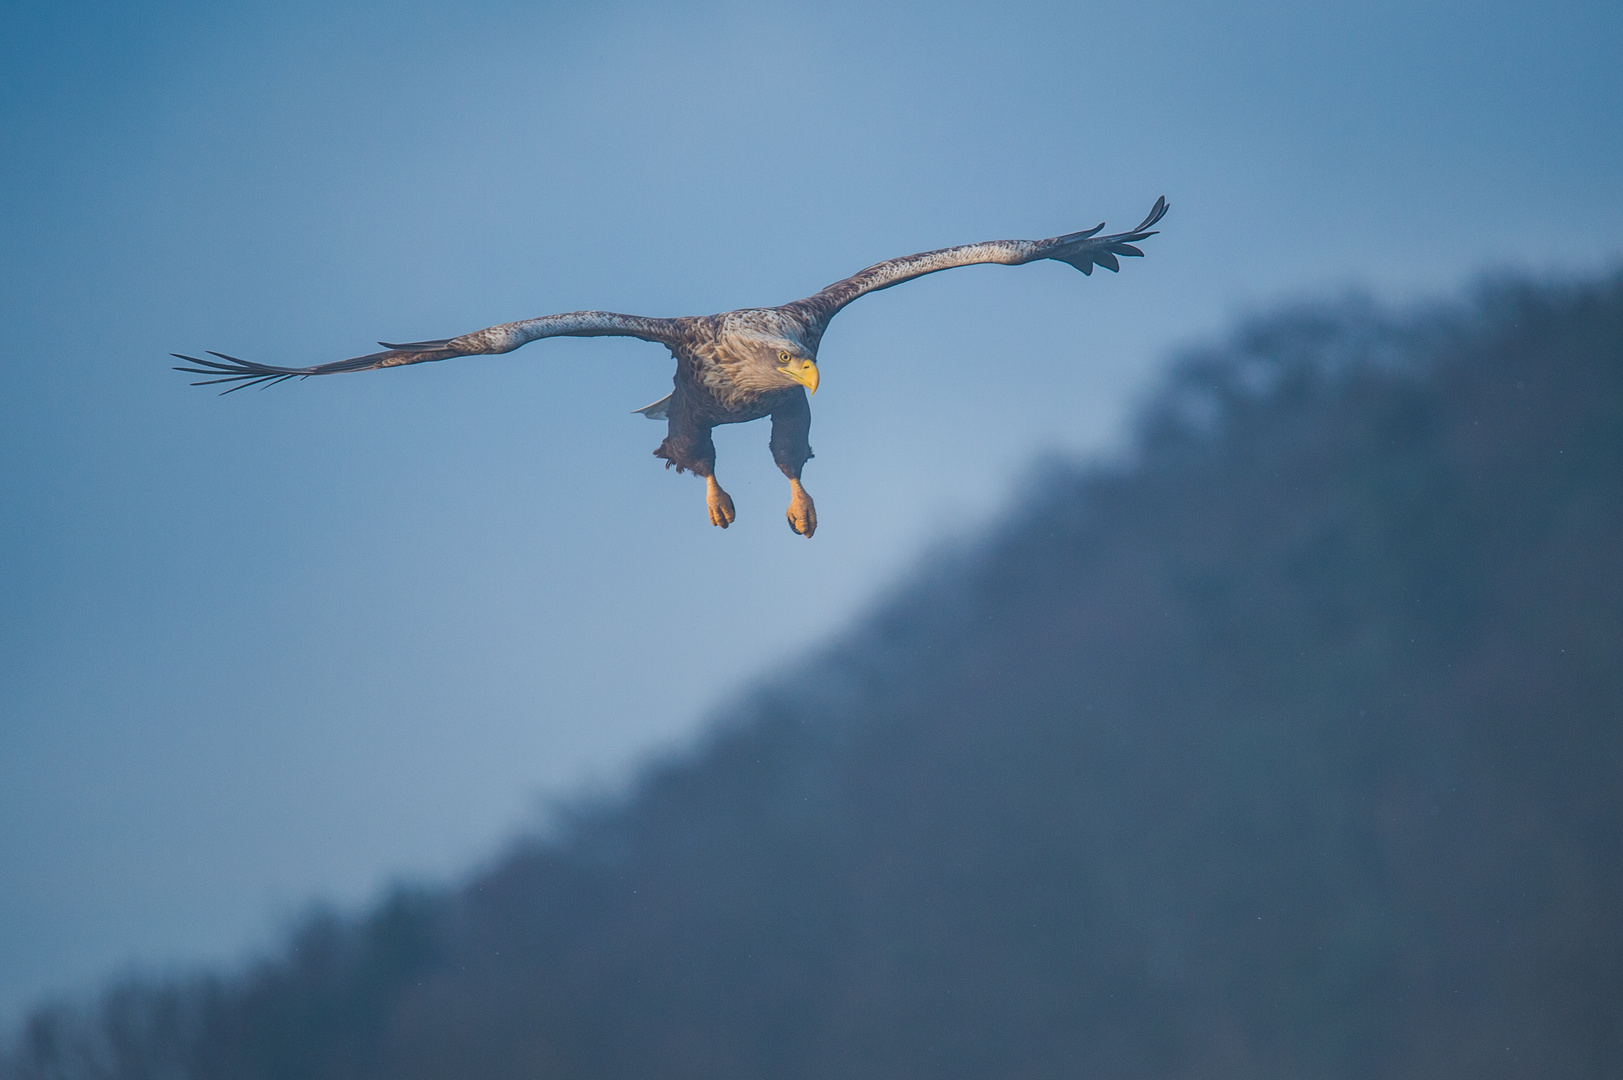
[176,197,1168,537]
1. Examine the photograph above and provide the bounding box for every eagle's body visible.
[177,198,1168,535]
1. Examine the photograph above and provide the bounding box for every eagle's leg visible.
[706,476,736,529]
[654,407,733,528]
[785,478,815,537]
[770,393,816,538]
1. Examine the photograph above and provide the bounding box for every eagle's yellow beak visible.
[778,356,820,394]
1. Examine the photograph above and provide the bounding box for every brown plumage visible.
[175,197,1168,536]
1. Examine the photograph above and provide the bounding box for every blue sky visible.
[2,0,1620,1022]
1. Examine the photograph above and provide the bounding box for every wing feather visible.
[791,196,1168,327]
[175,312,681,394]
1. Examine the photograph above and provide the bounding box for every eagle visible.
[176,197,1168,537]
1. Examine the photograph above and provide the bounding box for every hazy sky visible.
[2,0,1619,1023]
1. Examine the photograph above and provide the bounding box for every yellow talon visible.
[786,479,816,537]
[706,476,736,528]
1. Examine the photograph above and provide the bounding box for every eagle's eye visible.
[778,350,791,362]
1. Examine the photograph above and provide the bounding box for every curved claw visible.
[706,477,736,529]
[786,480,817,538]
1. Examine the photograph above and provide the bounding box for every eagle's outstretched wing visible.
[174,311,681,394]
[792,196,1168,327]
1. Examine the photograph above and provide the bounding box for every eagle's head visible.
[720,310,821,395]
[771,343,819,395]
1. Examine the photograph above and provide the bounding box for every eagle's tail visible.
[633,392,674,419]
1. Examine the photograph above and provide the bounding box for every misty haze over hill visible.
[7,272,1621,1079]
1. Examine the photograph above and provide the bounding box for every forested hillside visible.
[9,273,1622,1080]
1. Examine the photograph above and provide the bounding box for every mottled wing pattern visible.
[791,197,1168,328]
[175,311,684,394]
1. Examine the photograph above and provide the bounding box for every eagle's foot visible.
[786,479,816,537]
[706,476,736,529]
